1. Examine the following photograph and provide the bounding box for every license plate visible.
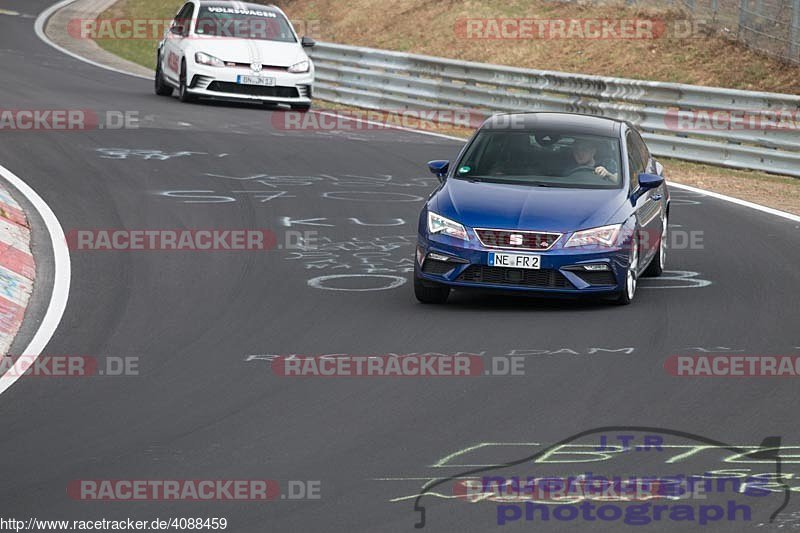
[488,252,541,269]
[237,75,275,86]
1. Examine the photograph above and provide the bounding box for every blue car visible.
[414,112,669,305]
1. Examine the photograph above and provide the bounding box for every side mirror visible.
[301,36,316,48]
[638,173,664,190]
[427,160,450,181]
[170,25,185,36]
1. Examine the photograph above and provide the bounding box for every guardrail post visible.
[792,0,800,60]
[738,0,748,38]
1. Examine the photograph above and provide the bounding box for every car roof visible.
[480,112,623,137]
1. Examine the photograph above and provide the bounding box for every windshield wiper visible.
[456,176,560,187]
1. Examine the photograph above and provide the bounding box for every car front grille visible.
[457,265,572,288]
[475,229,561,251]
[206,82,300,98]
[224,63,289,71]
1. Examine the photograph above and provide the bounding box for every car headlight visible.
[564,223,622,248]
[428,212,468,241]
[195,52,224,67]
[288,60,310,73]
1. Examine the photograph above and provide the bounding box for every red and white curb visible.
[0,183,35,355]
[0,163,71,397]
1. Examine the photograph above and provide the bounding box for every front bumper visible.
[187,63,313,104]
[415,232,630,296]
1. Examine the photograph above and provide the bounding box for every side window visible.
[174,3,194,36]
[631,129,650,172]
[626,131,645,191]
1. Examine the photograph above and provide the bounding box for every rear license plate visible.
[237,75,275,86]
[488,252,541,269]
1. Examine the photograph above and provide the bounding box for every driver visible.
[567,140,617,181]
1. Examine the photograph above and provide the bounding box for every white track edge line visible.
[0,164,72,396]
[35,0,151,80]
[668,182,800,223]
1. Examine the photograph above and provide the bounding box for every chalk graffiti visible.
[639,270,712,289]
[287,235,416,291]
[97,148,209,160]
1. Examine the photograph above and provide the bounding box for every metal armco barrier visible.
[310,42,800,177]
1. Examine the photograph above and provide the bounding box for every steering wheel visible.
[567,165,596,175]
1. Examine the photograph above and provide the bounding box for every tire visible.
[178,61,196,103]
[643,214,667,277]
[614,235,639,305]
[154,55,173,96]
[414,276,450,304]
[291,103,312,113]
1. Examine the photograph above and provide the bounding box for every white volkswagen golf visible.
[155,1,315,111]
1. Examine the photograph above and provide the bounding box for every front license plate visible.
[237,75,275,86]
[488,252,541,269]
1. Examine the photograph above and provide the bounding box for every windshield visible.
[455,130,622,189]
[195,6,297,42]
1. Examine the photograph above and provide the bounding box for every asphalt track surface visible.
[1,1,799,531]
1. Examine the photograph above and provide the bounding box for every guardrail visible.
[310,41,800,177]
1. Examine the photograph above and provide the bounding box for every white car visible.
[155,1,314,111]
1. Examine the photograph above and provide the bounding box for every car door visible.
[161,2,194,84]
[626,129,663,268]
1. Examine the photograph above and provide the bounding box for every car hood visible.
[189,38,307,67]
[433,178,628,232]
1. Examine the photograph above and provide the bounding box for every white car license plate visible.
[488,252,541,269]
[237,75,275,86]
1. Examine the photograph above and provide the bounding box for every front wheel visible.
[614,236,639,305]
[643,214,667,277]
[178,61,196,103]
[414,277,450,304]
[154,55,173,96]
[291,103,312,113]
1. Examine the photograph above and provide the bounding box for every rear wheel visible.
[614,236,639,305]
[154,54,173,96]
[178,61,196,103]
[414,277,450,304]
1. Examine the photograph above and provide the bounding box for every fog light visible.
[583,264,610,271]
[428,252,451,262]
